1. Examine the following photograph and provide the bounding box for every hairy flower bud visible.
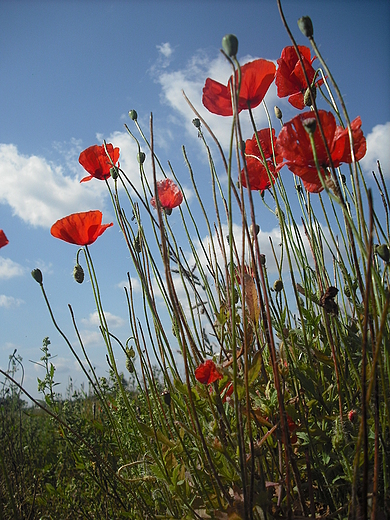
[250,223,260,237]
[128,109,138,121]
[110,166,119,180]
[274,106,283,120]
[375,244,390,262]
[137,152,146,164]
[304,86,316,107]
[73,264,84,284]
[222,34,238,57]
[303,117,317,135]
[298,16,314,38]
[273,279,283,292]
[31,268,43,285]
[192,118,201,129]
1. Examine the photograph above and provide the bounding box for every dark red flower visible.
[275,46,323,110]
[51,210,113,246]
[275,110,366,193]
[221,382,234,403]
[150,179,183,211]
[241,128,282,192]
[0,230,9,249]
[202,59,276,116]
[79,144,120,183]
[195,360,223,385]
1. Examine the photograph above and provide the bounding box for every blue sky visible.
[1,0,389,399]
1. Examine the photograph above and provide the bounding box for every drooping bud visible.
[273,279,283,292]
[110,166,119,180]
[73,264,84,284]
[250,223,260,237]
[303,117,317,135]
[137,152,146,164]
[298,16,314,38]
[128,109,138,121]
[192,118,201,129]
[161,388,171,406]
[31,268,43,285]
[274,106,283,120]
[375,244,390,262]
[304,86,316,107]
[125,345,135,373]
[222,34,238,57]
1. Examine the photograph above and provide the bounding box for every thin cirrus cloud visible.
[0,143,107,228]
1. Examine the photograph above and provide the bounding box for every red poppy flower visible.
[275,110,366,193]
[0,230,9,249]
[221,382,234,403]
[51,210,113,246]
[202,59,276,116]
[241,128,282,192]
[79,144,120,183]
[275,46,323,110]
[150,179,183,211]
[195,360,223,385]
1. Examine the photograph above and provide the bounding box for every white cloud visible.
[0,143,107,228]
[81,310,125,329]
[0,256,25,279]
[0,294,24,308]
[360,122,390,178]
[157,42,173,60]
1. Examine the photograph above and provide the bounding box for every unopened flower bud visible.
[161,389,171,406]
[126,345,136,359]
[274,106,283,120]
[250,223,260,237]
[137,152,146,164]
[73,264,84,284]
[126,357,134,373]
[134,231,142,253]
[222,34,238,57]
[375,244,390,262]
[298,16,314,38]
[192,118,201,129]
[110,166,119,180]
[259,254,266,265]
[31,268,43,285]
[129,109,138,121]
[273,279,283,292]
[239,140,246,153]
[303,86,316,107]
[303,117,317,135]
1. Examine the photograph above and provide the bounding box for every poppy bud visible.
[259,254,266,265]
[192,118,201,129]
[303,117,317,135]
[110,166,119,180]
[222,34,238,57]
[137,152,146,164]
[126,345,136,358]
[250,223,260,237]
[273,279,283,292]
[161,389,171,406]
[129,109,138,121]
[73,264,84,284]
[274,106,283,120]
[304,86,316,107]
[126,357,134,373]
[298,16,314,38]
[375,244,389,262]
[31,268,43,285]
[134,231,142,253]
[239,140,246,153]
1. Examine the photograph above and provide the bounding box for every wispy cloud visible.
[0,256,25,279]
[360,121,390,178]
[0,294,24,308]
[0,143,107,227]
[81,311,125,329]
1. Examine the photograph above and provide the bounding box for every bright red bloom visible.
[241,128,282,192]
[0,230,9,249]
[79,144,120,183]
[275,110,366,193]
[50,210,113,246]
[202,59,276,116]
[195,360,223,385]
[150,179,183,211]
[275,46,323,109]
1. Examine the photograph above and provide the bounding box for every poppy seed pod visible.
[31,268,43,285]
[192,118,201,129]
[375,244,390,262]
[222,34,238,57]
[298,16,314,38]
[129,109,138,121]
[110,166,119,180]
[73,264,84,284]
[137,152,146,164]
[304,86,316,107]
[250,223,260,237]
[161,389,171,406]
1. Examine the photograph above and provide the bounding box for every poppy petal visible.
[150,179,183,210]
[195,360,222,384]
[0,230,9,249]
[79,144,120,182]
[51,210,113,246]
